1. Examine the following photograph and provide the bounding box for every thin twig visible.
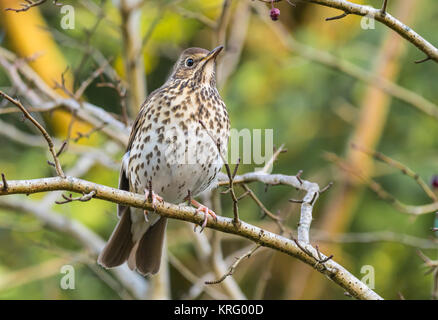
[255,0,438,63]
[216,0,233,46]
[74,61,110,100]
[175,6,216,29]
[4,0,55,12]
[1,173,8,191]
[168,252,227,299]
[381,0,388,14]
[199,119,241,226]
[320,182,334,193]
[58,109,77,156]
[73,122,108,143]
[55,190,96,205]
[415,56,432,64]
[254,2,438,120]
[326,12,349,21]
[326,152,438,215]
[73,9,105,90]
[0,47,129,146]
[241,183,285,234]
[97,80,129,126]
[224,160,241,226]
[261,144,286,174]
[253,251,275,299]
[0,176,382,299]
[416,250,438,299]
[0,196,148,299]
[351,143,437,202]
[0,90,65,178]
[294,239,333,269]
[205,244,261,285]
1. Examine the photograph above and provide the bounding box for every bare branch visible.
[0,49,129,146]
[216,0,233,46]
[74,61,109,100]
[97,78,129,126]
[209,231,247,299]
[5,0,52,12]
[119,0,147,113]
[326,152,438,215]
[0,90,65,178]
[199,119,241,226]
[167,253,228,299]
[0,196,148,298]
[325,12,349,21]
[415,56,432,64]
[0,176,382,300]
[241,183,285,234]
[218,168,320,243]
[417,250,438,299]
[174,6,216,29]
[73,122,108,143]
[256,0,438,63]
[205,244,261,285]
[55,190,96,205]
[351,143,437,202]
[254,3,438,121]
[381,0,389,13]
[1,173,8,191]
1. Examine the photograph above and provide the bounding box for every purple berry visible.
[270,7,280,21]
[432,175,438,189]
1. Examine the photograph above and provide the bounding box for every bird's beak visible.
[202,45,224,62]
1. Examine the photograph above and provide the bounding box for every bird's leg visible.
[190,198,217,231]
[144,189,164,220]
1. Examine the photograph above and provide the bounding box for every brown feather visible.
[97,207,134,268]
[134,217,168,276]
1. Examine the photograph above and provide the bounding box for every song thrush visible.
[98,46,230,276]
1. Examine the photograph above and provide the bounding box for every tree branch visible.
[326,152,438,215]
[300,0,438,63]
[253,3,438,121]
[0,176,382,300]
[119,0,147,115]
[0,90,65,178]
[0,196,149,299]
[5,0,49,12]
[205,244,261,285]
[257,0,437,63]
[0,48,129,146]
[218,170,320,244]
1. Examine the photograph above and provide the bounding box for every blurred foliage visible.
[0,0,437,299]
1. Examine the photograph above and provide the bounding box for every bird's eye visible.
[185,58,194,67]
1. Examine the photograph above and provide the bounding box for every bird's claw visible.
[144,189,164,211]
[192,202,217,233]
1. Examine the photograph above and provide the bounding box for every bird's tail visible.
[128,216,167,276]
[98,207,134,268]
[98,208,167,276]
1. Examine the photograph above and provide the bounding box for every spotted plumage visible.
[98,46,230,276]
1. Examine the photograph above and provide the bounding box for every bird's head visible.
[169,46,223,86]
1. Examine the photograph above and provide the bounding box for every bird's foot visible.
[144,189,164,212]
[190,199,217,232]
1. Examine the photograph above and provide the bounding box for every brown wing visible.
[125,86,163,152]
[116,86,164,216]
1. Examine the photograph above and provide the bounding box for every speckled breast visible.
[128,80,230,203]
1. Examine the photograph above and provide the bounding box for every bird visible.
[98,46,230,276]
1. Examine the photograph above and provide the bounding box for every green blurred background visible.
[0,0,437,299]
